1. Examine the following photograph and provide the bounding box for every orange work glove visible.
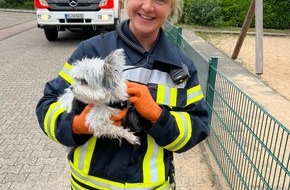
[110,108,128,126]
[72,104,93,135]
[126,81,162,123]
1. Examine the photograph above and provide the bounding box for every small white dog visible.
[58,49,140,145]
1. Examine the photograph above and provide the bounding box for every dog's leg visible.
[58,88,75,112]
[86,106,140,145]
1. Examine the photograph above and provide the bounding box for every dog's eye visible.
[75,78,88,85]
[80,79,88,85]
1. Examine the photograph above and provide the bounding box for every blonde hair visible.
[123,0,183,23]
[170,0,183,23]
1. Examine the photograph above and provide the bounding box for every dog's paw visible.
[128,135,141,145]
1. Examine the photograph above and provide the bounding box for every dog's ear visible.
[102,49,126,89]
[104,49,126,71]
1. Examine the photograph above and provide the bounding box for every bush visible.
[263,0,290,29]
[181,0,193,23]
[219,0,251,27]
[181,0,290,29]
[0,0,34,9]
[182,0,223,27]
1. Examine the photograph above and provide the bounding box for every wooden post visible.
[232,0,255,60]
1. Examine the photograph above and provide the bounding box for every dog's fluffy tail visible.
[92,126,140,146]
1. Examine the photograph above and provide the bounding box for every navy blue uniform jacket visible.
[36,20,210,189]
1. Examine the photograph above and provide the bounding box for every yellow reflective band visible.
[186,85,204,106]
[73,137,97,174]
[156,148,165,183]
[71,161,122,189]
[156,85,165,105]
[156,85,177,107]
[170,88,178,107]
[71,177,85,190]
[143,135,165,183]
[155,179,172,190]
[125,180,171,190]
[59,62,75,84]
[124,181,169,190]
[44,101,66,143]
[164,112,192,151]
[73,145,81,170]
[83,137,96,173]
[71,161,170,190]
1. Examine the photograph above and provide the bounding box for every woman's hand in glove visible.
[126,81,162,123]
[72,104,94,135]
[110,108,128,126]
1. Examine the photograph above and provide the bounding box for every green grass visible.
[177,23,290,35]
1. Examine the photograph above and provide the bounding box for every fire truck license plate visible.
[65,13,84,19]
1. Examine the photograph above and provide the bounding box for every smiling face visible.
[126,0,173,40]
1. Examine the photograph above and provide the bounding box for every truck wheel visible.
[44,29,58,41]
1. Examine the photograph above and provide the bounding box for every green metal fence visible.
[163,21,290,190]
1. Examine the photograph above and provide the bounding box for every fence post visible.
[177,27,182,49]
[206,57,218,124]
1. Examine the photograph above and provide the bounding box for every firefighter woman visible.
[35,0,210,188]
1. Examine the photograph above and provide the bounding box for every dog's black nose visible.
[70,86,74,90]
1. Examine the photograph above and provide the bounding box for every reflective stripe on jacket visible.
[35,20,209,189]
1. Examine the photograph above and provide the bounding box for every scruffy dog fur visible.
[58,49,140,145]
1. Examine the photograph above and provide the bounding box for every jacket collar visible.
[120,20,183,68]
